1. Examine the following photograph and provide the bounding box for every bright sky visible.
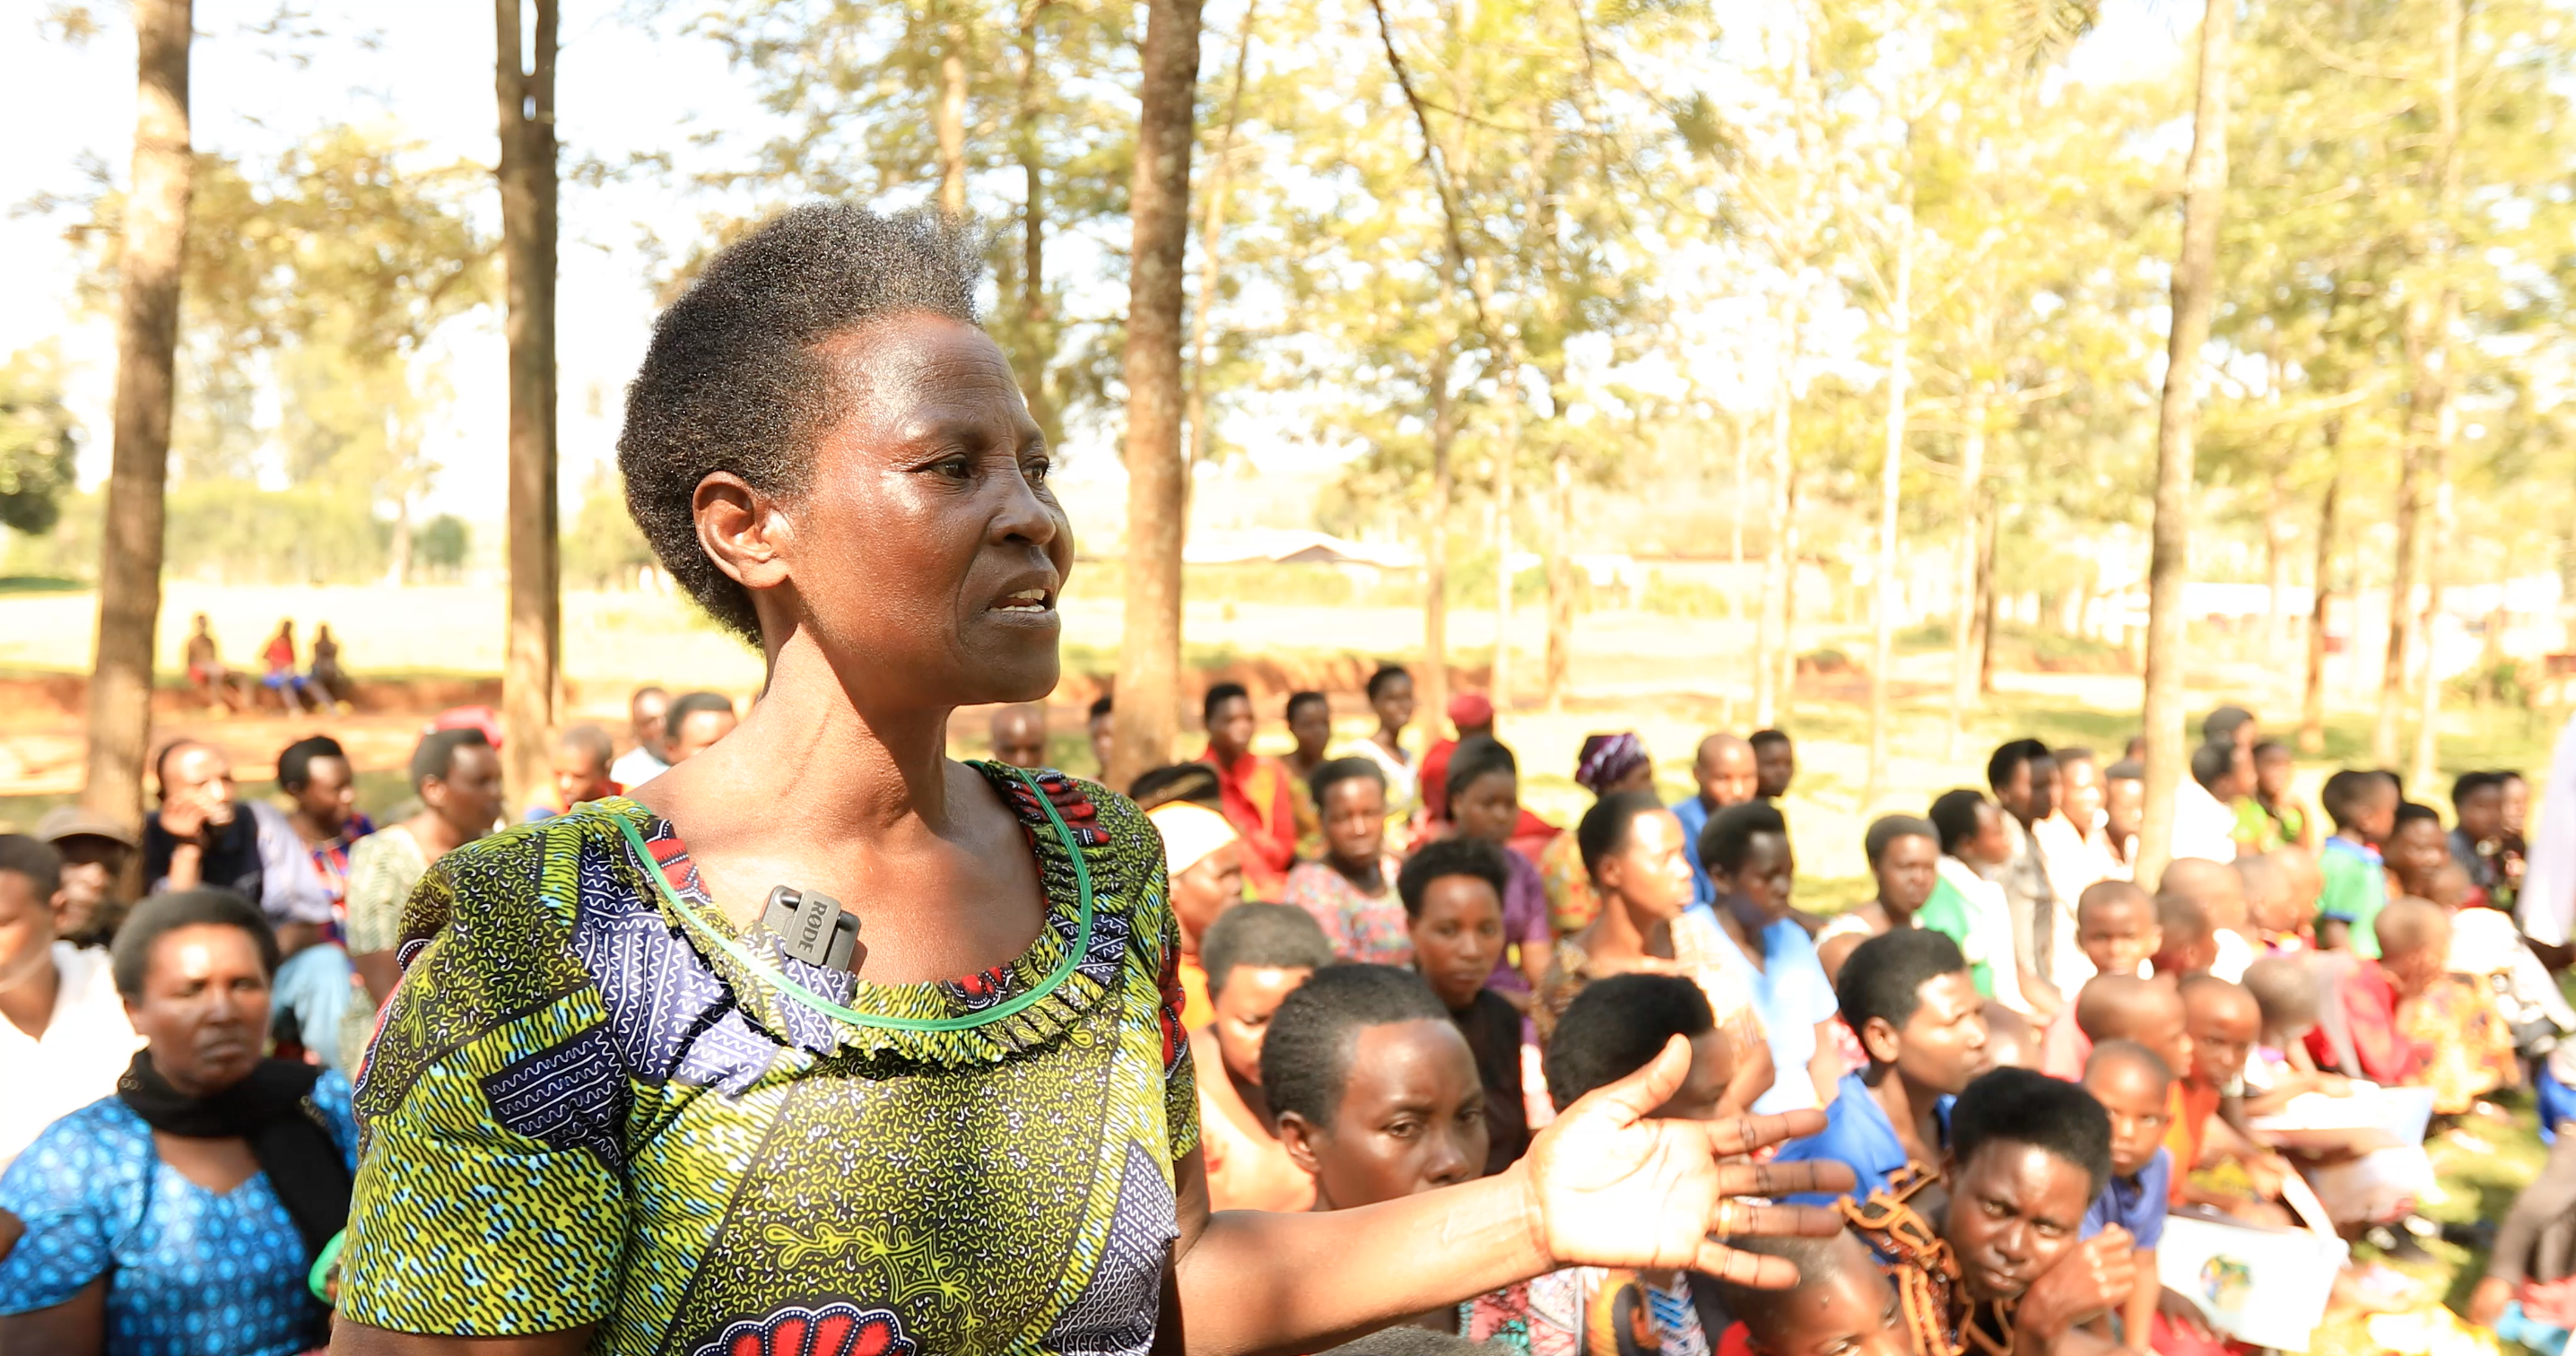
[0,0,2186,526]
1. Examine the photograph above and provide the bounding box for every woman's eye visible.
[930,455,972,480]
[1023,457,1052,483]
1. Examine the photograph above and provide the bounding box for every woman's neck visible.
[288,810,336,847]
[1227,1065,1275,1126]
[1863,1063,1941,1164]
[1583,895,1668,962]
[1330,852,1386,891]
[1287,749,1326,778]
[1860,899,1902,932]
[1372,725,1405,756]
[404,811,469,859]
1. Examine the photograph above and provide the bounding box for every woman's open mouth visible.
[989,587,1056,614]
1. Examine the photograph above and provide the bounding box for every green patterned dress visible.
[337,763,1198,1356]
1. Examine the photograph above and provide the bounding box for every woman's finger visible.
[1691,1239,1808,1291]
[1566,1035,1694,1128]
[1707,1200,1849,1239]
[1701,1108,1832,1159]
[1715,1160,1857,1202]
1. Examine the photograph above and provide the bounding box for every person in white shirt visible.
[2520,708,2576,966]
[1928,787,2039,1017]
[2034,747,2123,992]
[2171,740,2244,865]
[0,836,144,1165]
[609,683,674,787]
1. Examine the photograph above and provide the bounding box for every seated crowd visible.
[0,677,2565,1355]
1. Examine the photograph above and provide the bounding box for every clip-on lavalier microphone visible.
[761,885,860,970]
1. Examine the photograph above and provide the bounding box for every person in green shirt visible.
[2316,769,2399,955]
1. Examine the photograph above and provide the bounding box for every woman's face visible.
[732,316,1073,706]
[126,923,271,1098]
[1408,874,1503,1011]
[1210,964,1311,1087]
[1970,802,2013,865]
[1279,1017,1487,1209]
[2058,759,2103,830]
[1598,810,1694,924]
[1717,832,1796,928]
[1452,770,1519,843]
[1371,675,1415,734]
[1321,776,1388,871]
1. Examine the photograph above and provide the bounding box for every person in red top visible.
[1200,681,1301,899]
[2306,894,2449,1085]
[1417,692,1495,828]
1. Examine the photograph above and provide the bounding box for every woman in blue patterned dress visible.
[329,204,1852,1356]
[0,888,357,1355]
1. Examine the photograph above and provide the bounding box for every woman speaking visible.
[330,204,1850,1356]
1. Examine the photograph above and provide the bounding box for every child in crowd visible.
[2043,882,2162,1079]
[1984,1002,2039,1071]
[2148,892,2219,982]
[2238,956,2347,1109]
[2158,859,2253,981]
[2383,804,2452,905]
[2315,769,2398,955]
[1775,928,1989,1204]
[1192,903,1337,1213]
[2305,897,2446,1086]
[1265,964,1527,1343]
[2249,740,2315,851]
[2082,1041,2186,1354]
[2258,845,2324,952]
[2171,975,2293,1224]
[1527,973,1734,1354]
[1701,1230,1912,1356]
[1400,839,1533,1174]
[1925,788,2036,1015]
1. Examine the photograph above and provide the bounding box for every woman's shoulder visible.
[3,1097,149,1197]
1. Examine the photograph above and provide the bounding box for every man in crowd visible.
[0,835,141,1165]
[665,691,741,765]
[2102,759,2145,874]
[1199,682,1300,900]
[989,703,1050,769]
[611,684,673,787]
[340,727,505,1069]
[1990,738,2067,1018]
[2171,740,2245,865]
[1675,732,1759,906]
[530,724,622,821]
[1752,728,1797,801]
[32,805,135,949]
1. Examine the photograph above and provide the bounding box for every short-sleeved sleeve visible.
[1147,845,1203,1168]
[0,1104,144,1315]
[336,836,630,1337]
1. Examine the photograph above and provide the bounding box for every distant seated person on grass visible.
[2041,882,2161,1079]
[1525,972,1736,1352]
[260,618,315,713]
[2314,769,2398,953]
[1842,1067,2134,1356]
[1192,902,1335,1213]
[1775,927,1989,1204]
[183,612,241,711]
[307,621,354,706]
[525,723,621,822]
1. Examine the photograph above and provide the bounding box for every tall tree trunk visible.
[1976,500,1999,697]
[1777,465,1802,713]
[497,0,561,815]
[937,4,970,216]
[386,500,413,587]
[1866,199,1912,812]
[2137,0,2234,882]
[1106,0,1205,790]
[1947,379,1988,758]
[1014,1,1057,446]
[2380,300,2429,769]
[83,0,193,831]
[1727,408,1747,618]
[1421,249,1459,759]
[2264,469,2293,671]
[1544,448,1572,709]
[2408,0,2464,793]
[2300,452,2340,754]
[1466,255,1521,710]
[1754,369,1794,727]
[1185,4,1255,472]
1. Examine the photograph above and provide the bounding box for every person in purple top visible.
[1444,736,1557,1002]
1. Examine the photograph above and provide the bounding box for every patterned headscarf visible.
[1573,733,1651,795]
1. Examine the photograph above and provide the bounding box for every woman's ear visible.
[1860,1014,1904,1066]
[694,471,794,594]
[1275,1110,1325,1178]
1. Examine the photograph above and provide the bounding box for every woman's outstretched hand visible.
[1515,1035,1855,1289]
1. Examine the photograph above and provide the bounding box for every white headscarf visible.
[1146,801,1240,876]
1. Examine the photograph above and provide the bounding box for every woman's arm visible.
[1168,1038,1852,1356]
[1807,1020,1842,1108]
[1722,1018,1777,1117]
[0,1274,106,1356]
